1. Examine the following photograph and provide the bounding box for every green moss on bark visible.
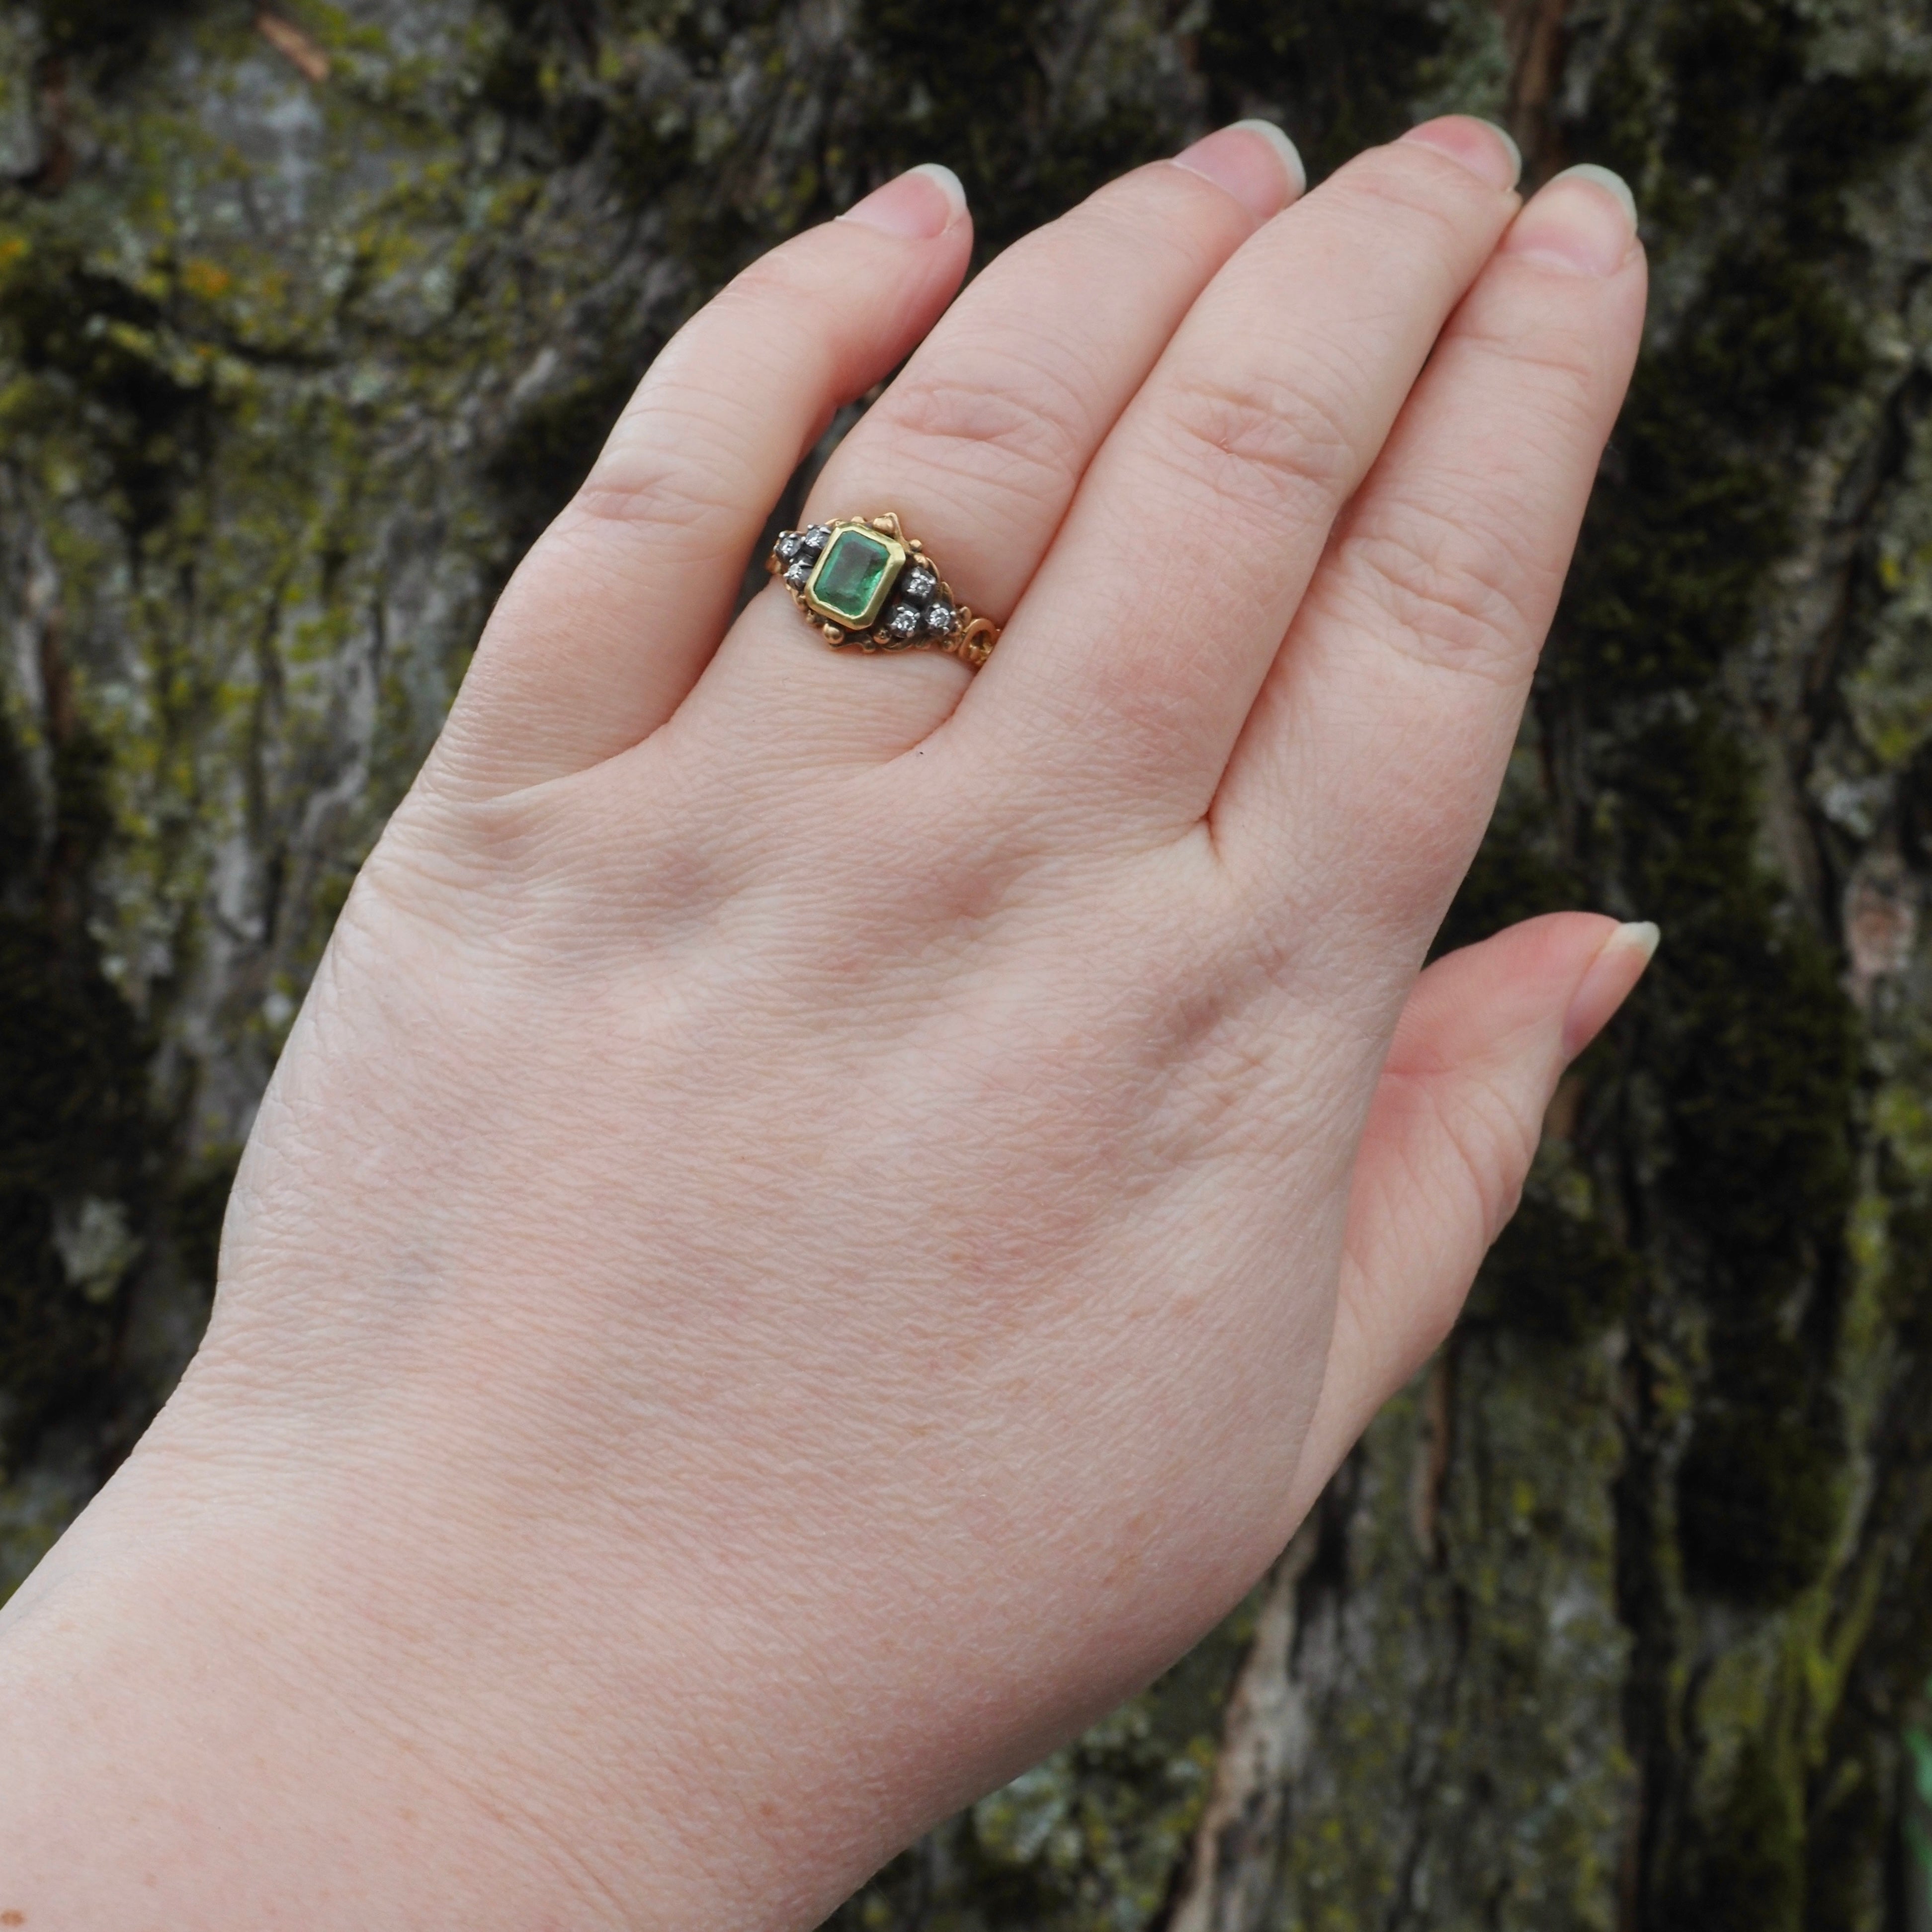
[0,711,152,1469]
[5,3,1932,1927]
[1198,0,1452,177]
[1428,0,1932,1919]
[33,0,199,62]
[1657,1738,1806,1932]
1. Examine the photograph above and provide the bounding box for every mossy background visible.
[2,0,1932,1926]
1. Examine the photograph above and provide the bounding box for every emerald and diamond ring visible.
[768,513,1000,668]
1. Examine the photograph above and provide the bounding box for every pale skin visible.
[0,118,1650,1927]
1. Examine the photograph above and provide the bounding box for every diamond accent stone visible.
[784,557,813,589]
[899,563,937,603]
[774,529,804,564]
[802,524,832,555]
[883,599,923,641]
[924,599,957,636]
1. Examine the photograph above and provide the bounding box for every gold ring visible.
[768,513,1000,669]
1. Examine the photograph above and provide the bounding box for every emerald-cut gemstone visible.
[807,527,901,626]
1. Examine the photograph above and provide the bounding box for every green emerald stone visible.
[808,528,899,626]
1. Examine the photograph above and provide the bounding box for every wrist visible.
[0,1411,634,1929]
[0,1382,891,1931]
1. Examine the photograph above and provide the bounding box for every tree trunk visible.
[2,2,1930,1927]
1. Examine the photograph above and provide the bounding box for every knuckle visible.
[874,339,1095,500]
[723,245,817,312]
[1453,1082,1538,1244]
[1419,1065,1541,1247]
[1156,364,1360,525]
[700,237,842,336]
[1075,650,1215,770]
[1457,311,1610,420]
[568,401,752,537]
[1337,498,1547,684]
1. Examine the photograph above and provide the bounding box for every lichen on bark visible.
[4,3,1932,1928]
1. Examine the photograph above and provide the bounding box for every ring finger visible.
[682,122,1306,764]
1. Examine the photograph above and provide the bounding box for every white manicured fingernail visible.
[841,163,968,239]
[1503,164,1640,275]
[1228,119,1307,199]
[1474,119,1523,188]
[1556,163,1638,227]
[1563,920,1660,1059]
[1173,120,1306,219]
[1401,115,1521,191]
[1613,919,1661,962]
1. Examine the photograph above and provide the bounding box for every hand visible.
[0,120,1648,1929]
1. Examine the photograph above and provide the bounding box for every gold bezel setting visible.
[768,511,1000,668]
[802,521,908,629]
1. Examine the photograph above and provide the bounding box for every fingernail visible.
[1400,114,1522,191]
[840,163,968,239]
[1563,920,1659,1059]
[1503,164,1639,275]
[1173,120,1306,221]
[1480,120,1524,188]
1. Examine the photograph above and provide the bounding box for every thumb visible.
[1286,911,1658,1518]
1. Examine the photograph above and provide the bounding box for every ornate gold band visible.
[767,512,1000,669]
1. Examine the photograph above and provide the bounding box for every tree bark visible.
[2,2,1931,1927]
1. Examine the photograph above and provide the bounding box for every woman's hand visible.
[0,121,1648,1930]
